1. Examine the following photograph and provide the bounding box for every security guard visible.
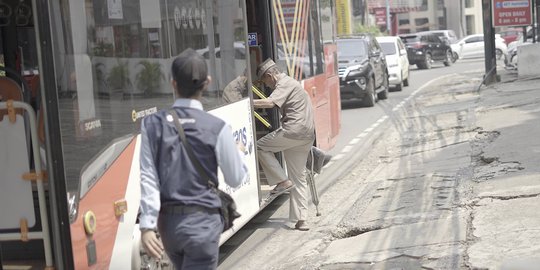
[139,48,248,269]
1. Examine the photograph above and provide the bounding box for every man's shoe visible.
[295,220,309,231]
[270,180,294,196]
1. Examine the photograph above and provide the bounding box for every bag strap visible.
[169,109,217,189]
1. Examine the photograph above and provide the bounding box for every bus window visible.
[320,0,336,44]
[273,0,327,80]
[46,0,250,197]
[308,0,325,77]
[198,1,249,109]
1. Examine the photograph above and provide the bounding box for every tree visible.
[354,23,383,36]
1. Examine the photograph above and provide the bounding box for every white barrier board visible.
[0,115,36,229]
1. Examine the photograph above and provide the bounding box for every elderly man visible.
[253,58,315,231]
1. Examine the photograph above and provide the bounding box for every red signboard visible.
[374,7,387,26]
[492,0,532,27]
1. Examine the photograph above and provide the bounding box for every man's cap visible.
[172,48,208,90]
[256,58,277,79]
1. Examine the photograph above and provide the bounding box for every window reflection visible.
[49,0,248,194]
[273,0,326,80]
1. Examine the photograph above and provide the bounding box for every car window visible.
[468,36,483,43]
[420,35,429,42]
[379,42,397,55]
[337,40,368,58]
[401,35,420,44]
[215,48,245,59]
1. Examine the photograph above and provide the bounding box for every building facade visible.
[361,0,483,37]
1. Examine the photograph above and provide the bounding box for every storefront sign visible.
[107,0,123,20]
[374,7,387,26]
[492,0,532,27]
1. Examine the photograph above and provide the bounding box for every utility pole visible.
[533,0,540,42]
[386,0,391,34]
[481,0,498,85]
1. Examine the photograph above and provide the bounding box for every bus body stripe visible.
[109,135,141,269]
[70,137,137,269]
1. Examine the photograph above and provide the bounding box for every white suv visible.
[376,36,410,91]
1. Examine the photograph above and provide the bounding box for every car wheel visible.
[418,53,432,69]
[452,51,458,63]
[443,50,453,66]
[403,70,409,87]
[361,78,375,107]
[377,73,389,100]
[394,81,403,91]
[496,49,503,60]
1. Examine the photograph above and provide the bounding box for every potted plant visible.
[107,59,131,97]
[135,60,164,96]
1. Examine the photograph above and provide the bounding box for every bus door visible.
[246,0,323,195]
[249,0,341,153]
[0,0,55,269]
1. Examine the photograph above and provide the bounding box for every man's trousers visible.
[257,128,314,221]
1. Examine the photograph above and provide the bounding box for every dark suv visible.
[399,32,453,69]
[337,35,389,107]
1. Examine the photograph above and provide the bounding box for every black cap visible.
[171,48,208,91]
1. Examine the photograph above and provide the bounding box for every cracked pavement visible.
[218,70,540,270]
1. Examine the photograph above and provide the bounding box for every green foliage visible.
[92,42,113,57]
[107,59,131,90]
[135,60,164,95]
[353,23,384,36]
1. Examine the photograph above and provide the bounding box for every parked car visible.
[418,30,459,44]
[399,32,453,69]
[450,34,508,60]
[376,36,410,91]
[337,35,389,107]
[498,28,522,45]
[417,30,459,62]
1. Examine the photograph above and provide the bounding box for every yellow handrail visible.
[251,85,267,99]
[254,111,271,129]
[251,85,271,128]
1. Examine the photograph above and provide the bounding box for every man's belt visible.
[160,204,219,215]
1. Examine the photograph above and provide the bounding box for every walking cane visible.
[307,148,321,216]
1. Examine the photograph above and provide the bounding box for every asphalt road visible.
[218,58,489,268]
[330,58,486,158]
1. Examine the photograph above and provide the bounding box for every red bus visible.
[0,0,340,269]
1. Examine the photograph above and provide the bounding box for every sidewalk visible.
[318,69,540,269]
